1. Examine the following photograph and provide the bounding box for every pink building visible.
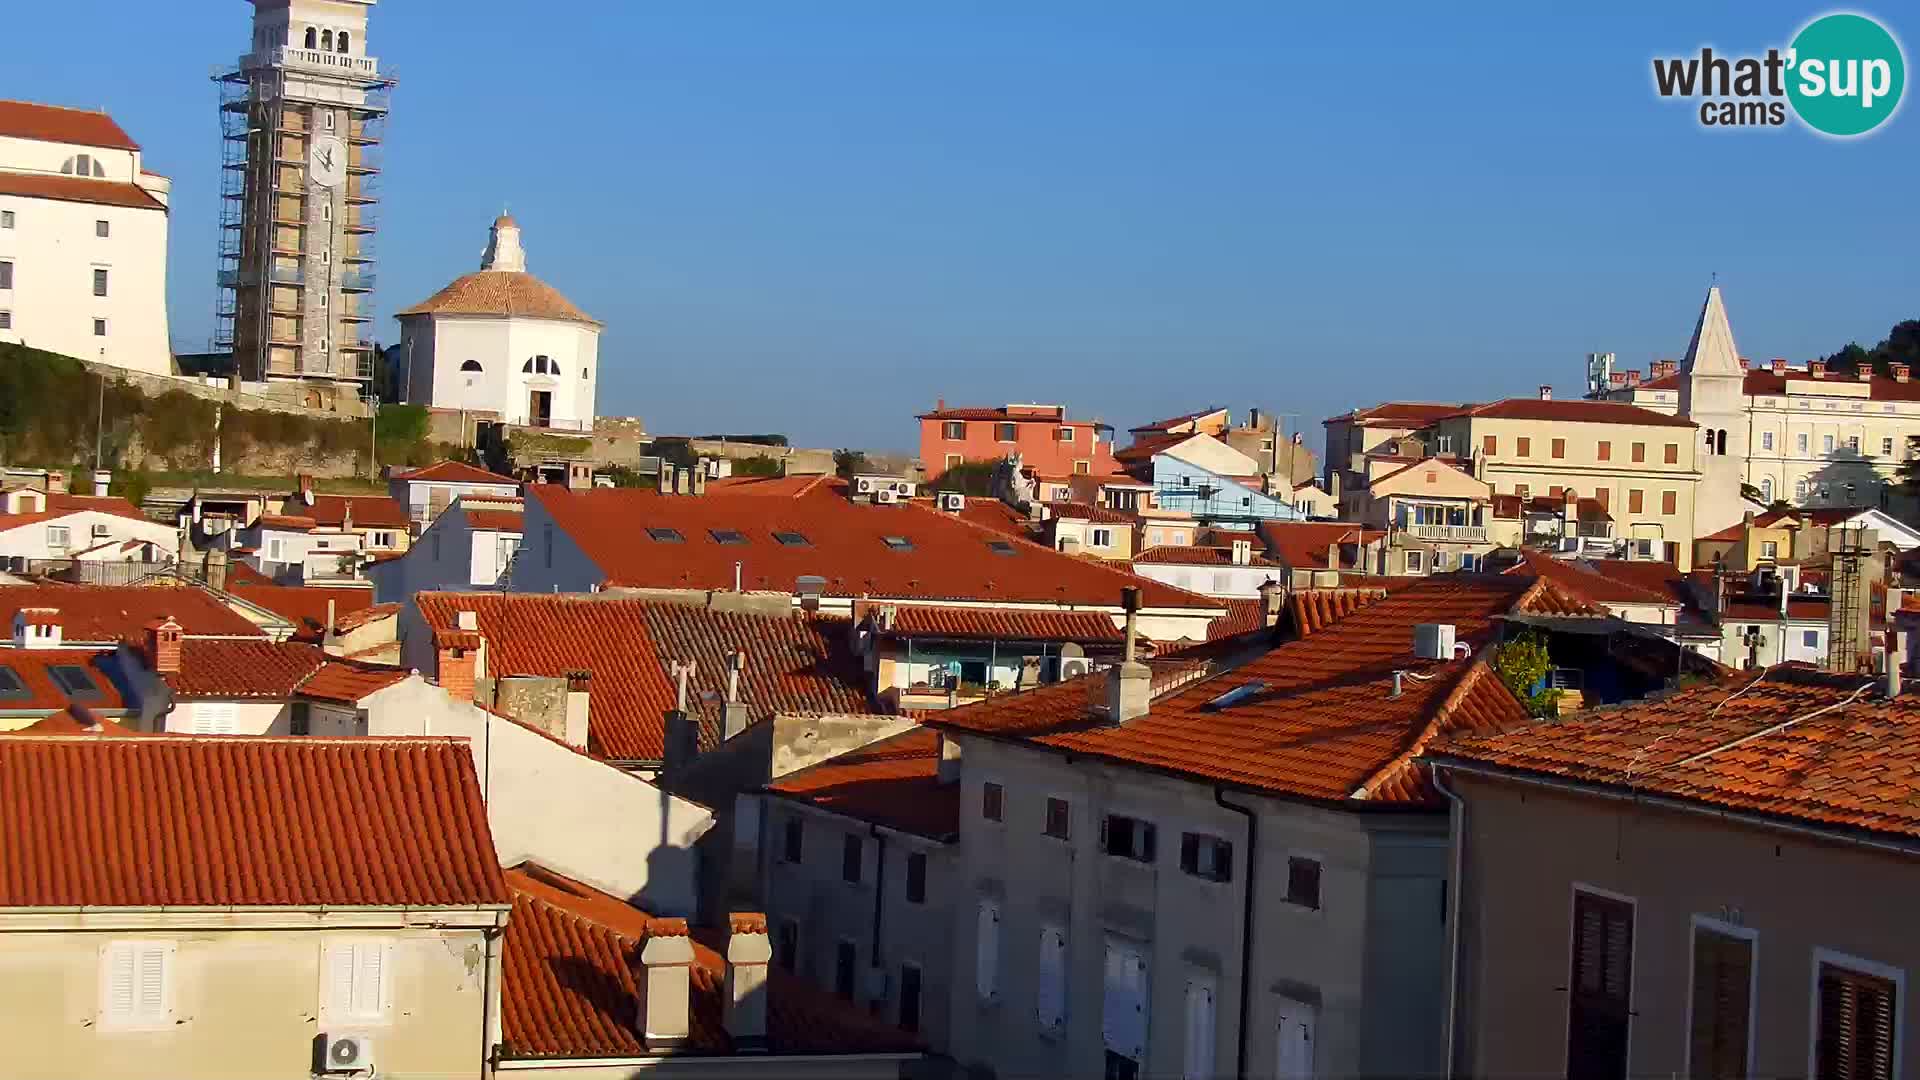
[917,401,1119,479]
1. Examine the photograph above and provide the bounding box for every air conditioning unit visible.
[319,1033,374,1074]
[875,489,900,505]
[856,477,876,494]
[939,492,965,512]
[1060,659,1089,680]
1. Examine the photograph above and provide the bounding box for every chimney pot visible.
[1895,364,1911,384]
[564,670,591,749]
[640,921,696,1053]
[457,610,479,631]
[1810,361,1826,379]
[1257,578,1286,628]
[1772,358,1787,374]
[92,469,111,498]
[144,616,183,676]
[724,913,772,1051]
[1538,384,1553,401]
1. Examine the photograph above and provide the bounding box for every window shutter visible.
[1817,964,1897,1080]
[1184,978,1216,1080]
[1688,930,1751,1079]
[1276,999,1317,1080]
[1141,823,1157,864]
[327,942,357,1018]
[137,948,167,1019]
[1037,926,1067,1030]
[975,901,1000,1001]
[106,945,137,1020]
[1180,833,1198,874]
[354,943,386,1018]
[1102,943,1122,1051]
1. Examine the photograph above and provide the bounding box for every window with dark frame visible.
[1285,856,1321,909]
[0,666,27,699]
[1180,833,1233,882]
[775,920,798,973]
[48,665,101,700]
[834,941,857,1000]
[1816,962,1897,1080]
[782,817,803,864]
[773,531,811,547]
[96,220,110,238]
[899,964,922,1032]
[996,422,1017,442]
[943,421,965,440]
[1688,926,1752,1079]
[93,268,108,297]
[645,527,684,543]
[1101,814,1156,863]
[841,833,863,884]
[905,852,927,904]
[1567,890,1634,1080]
[290,702,311,736]
[1044,797,1071,839]
[982,781,1004,822]
[1104,1049,1142,1080]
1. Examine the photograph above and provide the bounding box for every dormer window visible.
[60,155,105,178]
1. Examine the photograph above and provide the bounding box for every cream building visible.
[1601,286,1920,526]
[0,100,172,374]
[398,215,603,430]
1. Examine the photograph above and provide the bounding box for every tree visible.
[833,448,870,479]
[1818,318,1920,378]
[1492,630,1562,718]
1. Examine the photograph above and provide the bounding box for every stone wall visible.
[113,364,372,418]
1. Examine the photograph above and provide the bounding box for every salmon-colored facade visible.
[917,402,1119,479]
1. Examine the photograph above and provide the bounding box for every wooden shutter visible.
[1687,928,1751,1079]
[105,944,137,1021]
[975,900,1000,1002]
[1817,963,1897,1080]
[1567,892,1633,1080]
[137,948,167,1019]
[327,942,357,1018]
[327,941,387,1022]
[1183,977,1216,1080]
[1037,926,1068,1031]
[1101,942,1150,1061]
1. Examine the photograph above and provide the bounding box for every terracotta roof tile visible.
[1135,544,1283,568]
[13,705,137,735]
[334,602,401,633]
[1045,501,1136,526]
[0,584,266,643]
[1204,598,1268,641]
[1429,667,1920,841]
[769,727,957,839]
[0,650,125,712]
[1450,398,1697,428]
[168,639,328,699]
[0,736,508,907]
[879,605,1123,643]
[1255,521,1386,571]
[929,576,1533,805]
[532,483,1217,609]
[464,506,526,532]
[415,593,871,761]
[0,172,162,211]
[298,660,412,704]
[307,493,412,530]
[392,461,518,485]
[1290,588,1390,637]
[0,492,155,533]
[397,270,601,326]
[1505,551,1688,610]
[1325,402,1472,427]
[227,584,376,641]
[501,865,923,1059]
[0,100,140,148]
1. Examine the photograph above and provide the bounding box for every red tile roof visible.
[1204,598,1269,641]
[1290,588,1390,637]
[392,460,518,485]
[1448,398,1698,428]
[0,584,266,643]
[531,483,1217,609]
[1130,407,1226,434]
[928,577,1536,805]
[1114,431,1189,465]
[769,727,957,839]
[0,492,153,533]
[397,270,602,326]
[163,639,409,702]
[1134,544,1283,568]
[258,513,320,530]
[228,584,376,642]
[951,499,1035,540]
[918,404,1092,425]
[415,593,871,761]
[1429,667,1920,842]
[464,505,526,532]
[335,602,401,633]
[1636,367,1920,404]
[704,475,833,497]
[15,705,136,735]
[501,865,923,1059]
[297,660,413,704]
[1045,501,1136,525]
[880,605,1123,643]
[1325,402,1471,427]
[0,172,163,211]
[0,650,125,712]
[1255,521,1386,571]
[0,100,140,148]
[307,493,412,530]
[1720,595,1831,623]
[1506,551,1685,609]
[223,562,276,587]
[0,736,508,907]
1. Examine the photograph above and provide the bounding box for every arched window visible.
[1715,429,1728,456]
[305,26,317,49]
[321,29,333,51]
[521,354,560,375]
[60,154,103,177]
[460,359,482,372]
[1760,477,1773,503]
[1795,478,1809,502]
[1704,429,1716,454]
[337,31,350,53]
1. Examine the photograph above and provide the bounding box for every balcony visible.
[219,266,306,288]
[1409,523,1488,543]
[337,269,375,291]
[271,46,381,79]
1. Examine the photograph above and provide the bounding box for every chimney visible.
[1326,541,1339,572]
[657,465,675,495]
[663,660,699,781]
[1625,371,1641,387]
[298,474,315,505]
[92,469,111,498]
[203,546,229,592]
[692,462,708,496]
[14,608,63,649]
[722,650,750,741]
[1257,579,1286,628]
[144,616,183,676]
[935,397,945,412]
[675,468,691,496]
[724,913,772,1051]
[1772,358,1787,374]
[1738,358,1750,371]
[1896,364,1912,384]
[1538,384,1552,401]
[936,732,962,784]
[564,670,591,749]
[435,628,481,703]
[1106,587,1151,725]
[1810,361,1826,379]
[1888,631,1908,697]
[44,470,68,495]
[640,919,695,1053]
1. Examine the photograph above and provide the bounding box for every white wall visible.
[0,183,171,376]
[360,677,714,916]
[1134,562,1281,599]
[163,699,291,735]
[0,510,177,561]
[405,313,599,429]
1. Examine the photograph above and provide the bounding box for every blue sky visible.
[7,2,1916,451]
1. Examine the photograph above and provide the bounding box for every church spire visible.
[1681,285,1741,376]
[480,213,526,273]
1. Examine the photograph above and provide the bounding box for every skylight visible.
[646,527,685,543]
[882,536,914,552]
[709,529,748,546]
[48,665,100,700]
[1202,681,1266,711]
[988,541,1018,556]
[774,531,811,547]
[0,666,26,700]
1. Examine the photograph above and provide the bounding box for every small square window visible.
[782,818,802,863]
[996,422,1016,442]
[773,530,810,547]
[646,527,684,543]
[0,311,11,330]
[0,210,13,229]
[942,421,965,440]
[1043,797,1071,839]
[96,219,110,238]
[1179,832,1233,883]
[1286,856,1321,909]
[709,528,747,545]
[93,268,109,297]
[905,852,927,904]
[1057,427,1075,442]
[776,920,799,973]
[1091,527,1114,549]
[1101,814,1156,863]
[50,665,100,699]
[981,781,1004,822]
[841,834,862,884]
[93,318,108,337]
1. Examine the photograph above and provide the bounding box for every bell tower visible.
[215,0,393,405]
[1677,286,1750,535]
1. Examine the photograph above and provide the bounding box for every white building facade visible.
[397,216,602,430]
[0,101,172,374]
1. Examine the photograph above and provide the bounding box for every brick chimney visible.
[640,919,695,1053]
[564,670,591,749]
[724,913,772,1052]
[1810,361,1826,379]
[657,465,675,496]
[434,626,483,703]
[1625,371,1642,387]
[144,616,183,676]
[1896,363,1911,384]
[1106,587,1151,725]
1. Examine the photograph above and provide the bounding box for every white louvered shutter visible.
[193,702,237,735]
[975,901,1001,1002]
[1036,925,1067,1031]
[327,942,357,1018]
[103,942,169,1026]
[1184,977,1216,1080]
[105,945,137,1021]
[1103,941,1149,1060]
[1128,948,1151,1061]
[354,942,386,1018]
[137,948,167,1020]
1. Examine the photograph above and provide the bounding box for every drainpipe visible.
[1214,787,1257,1079]
[1433,764,1467,1080]
[869,825,887,979]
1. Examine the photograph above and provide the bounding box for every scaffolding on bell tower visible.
[1826,526,1877,673]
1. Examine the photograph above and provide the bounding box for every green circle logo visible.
[1787,13,1906,136]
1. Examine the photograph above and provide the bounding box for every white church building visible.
[397,215,602,429]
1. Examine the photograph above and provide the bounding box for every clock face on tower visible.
[309,134,346,188]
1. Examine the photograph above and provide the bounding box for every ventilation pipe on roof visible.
[691,462,708,496]
[663,660,699,783]
[1258,579,1286,628]
[92,469,111,498]
[565,670,591,749]
[1390,671,1404,699]
[640,920,696,1052]
[723,651,750,742]
[1106,587,1151,725]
